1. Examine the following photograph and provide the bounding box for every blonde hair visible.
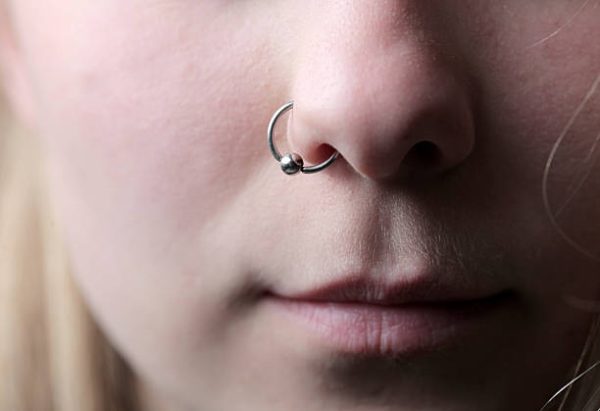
[0,95,139,411]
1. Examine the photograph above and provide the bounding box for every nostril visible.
[402,141,442,170]
[311,143,339,163]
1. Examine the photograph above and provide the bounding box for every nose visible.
[287,2,476,180]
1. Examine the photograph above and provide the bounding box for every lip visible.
[274,275,504,305]
[266,276,514,356]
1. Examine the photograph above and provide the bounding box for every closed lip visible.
[266,274,514,355]
[270,274,508,306]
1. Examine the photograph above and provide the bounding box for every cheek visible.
[13,0,283,259]
[19,1,272,219]
[468,3,600,259]
[11,0,278,385]
[541,82,600,259]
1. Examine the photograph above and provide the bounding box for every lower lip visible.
[267,293,512,356]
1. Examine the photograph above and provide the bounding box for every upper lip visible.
[271,275,508,306]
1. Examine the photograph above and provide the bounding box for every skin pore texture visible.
[2,1,600,410]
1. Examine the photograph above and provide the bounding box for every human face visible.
[3,1,600,410]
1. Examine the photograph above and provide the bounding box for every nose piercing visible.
[267,101,339,175]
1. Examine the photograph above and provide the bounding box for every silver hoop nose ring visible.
[267,101,339,175]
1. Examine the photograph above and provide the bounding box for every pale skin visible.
[2,1,600,410]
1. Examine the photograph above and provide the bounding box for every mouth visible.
[265,276,515,356]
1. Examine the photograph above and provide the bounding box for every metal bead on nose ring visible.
[267,101,339,175]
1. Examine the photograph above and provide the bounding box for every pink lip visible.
[266,277,513,356]
[275,275,503,305]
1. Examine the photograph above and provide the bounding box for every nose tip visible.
[284,4,477,182]
[288,57,476,181]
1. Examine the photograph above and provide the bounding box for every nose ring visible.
[267,101,339,175]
